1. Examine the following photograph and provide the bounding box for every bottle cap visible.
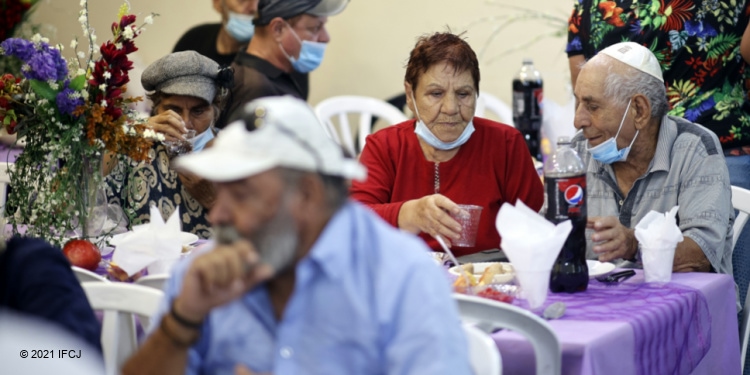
[523,58,533,65]
[557,136,571,144]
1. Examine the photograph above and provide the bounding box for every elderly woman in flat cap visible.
[105,51,233,238]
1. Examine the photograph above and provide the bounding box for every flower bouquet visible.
[0,1,162,246]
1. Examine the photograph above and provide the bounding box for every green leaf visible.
[28,80,58,102]
[69,75,86,91]
[706,33,742,60]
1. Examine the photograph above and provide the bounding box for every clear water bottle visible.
[545,136,588,293]
[512,58,543,162]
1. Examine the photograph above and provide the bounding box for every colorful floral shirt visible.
[567,0,750,152]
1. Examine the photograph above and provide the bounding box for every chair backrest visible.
[0,162,13,217]
[475,92,514,126]
[731,185,750,372]
[314,95,408,156]
[135,273,169,292]
[72,266,110,283]
[463,322,502,375]
[454,294,561,375]
[81,282,164,375]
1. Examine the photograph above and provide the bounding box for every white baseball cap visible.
[599,42,664,82]
[174,96,367,182]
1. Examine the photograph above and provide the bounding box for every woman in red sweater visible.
[350,32,544,256]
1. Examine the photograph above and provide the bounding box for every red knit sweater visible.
[350,117,545,256]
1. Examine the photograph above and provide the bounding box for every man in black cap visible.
[219,0,348,127]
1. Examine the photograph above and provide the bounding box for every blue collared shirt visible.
[154,201,472,375]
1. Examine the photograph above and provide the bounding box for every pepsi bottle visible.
[512,58,543,162]
[545,137,588,293]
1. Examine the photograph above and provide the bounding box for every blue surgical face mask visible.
[587,99,638,164]
[411,92,475,150]
[279,23,326,73]
[189,127,216,152]
[225,11,255,42]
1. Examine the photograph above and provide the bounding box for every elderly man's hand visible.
[173,240,274,324]
[397,194,463,245]
[147,110,189,142]
[587,216,638,262]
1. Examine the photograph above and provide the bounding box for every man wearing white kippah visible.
[572,42,734,277]
[123,96,472,375]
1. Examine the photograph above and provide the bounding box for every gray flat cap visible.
[141,51,220,103]
[255,0,349,26]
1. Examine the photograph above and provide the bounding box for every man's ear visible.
[632,94,652,130]
[269,17,287,42]
[212,0,223,16]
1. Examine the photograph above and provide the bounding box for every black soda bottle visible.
[512,58,543,162]
[545,136,588,293]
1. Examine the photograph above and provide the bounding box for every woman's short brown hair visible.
[404,32,480,93]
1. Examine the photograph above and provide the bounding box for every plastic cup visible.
[163,129,196,158]
[642,245,676,283]
[450,204,483,247]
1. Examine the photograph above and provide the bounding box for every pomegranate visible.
[62,239,101,271]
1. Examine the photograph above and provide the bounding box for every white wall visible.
[30,0,576,109]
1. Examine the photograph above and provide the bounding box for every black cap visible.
[255,0,349,26]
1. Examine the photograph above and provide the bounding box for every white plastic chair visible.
[475,92,514,127]
[81,282,164,375]
[463,322,502,375]
[0,162,13,217]
[314,95,408,156]
[135,273,169,292]
[454,294,561,375]
[732,185,750,372]
[72,266,110,283]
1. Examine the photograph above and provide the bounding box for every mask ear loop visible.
[613,98,633,140]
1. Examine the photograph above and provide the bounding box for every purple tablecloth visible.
[0,143,22,163]
[493,270,740,375]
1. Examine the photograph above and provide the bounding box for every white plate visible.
[448,262,515,284]
[109,231,199,247]
[587,260,616,277]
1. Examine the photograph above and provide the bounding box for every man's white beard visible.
[250,195,299,274]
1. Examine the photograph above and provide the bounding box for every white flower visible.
[101,100,108,108]
[82,29,89,37]
[103,71,111,79]
[77,68,85,76]
[123,27,134,40]
[144,15,154,24]
[78,15,87,25]
[31,34,42,43]
[81,91,89,100]
[80,0,86,6]
[91,34,97,43]
[99,83,107,91]
[48,81,59,90]
[70,39,78,48]
[88,61,95,68]
[77,51,85,59]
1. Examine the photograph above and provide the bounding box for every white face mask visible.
[411,92,475,150]
[586,99,639,164]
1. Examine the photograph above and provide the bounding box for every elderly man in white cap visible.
[123,96,472,375]
[573,42,734,275]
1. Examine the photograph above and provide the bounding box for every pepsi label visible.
[544,174,586,223]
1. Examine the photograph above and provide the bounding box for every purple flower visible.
[1,38,68,82]
[1,38,36,61]
[56,81,83,116]
[685,20,718,39]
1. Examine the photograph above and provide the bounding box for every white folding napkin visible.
[112,206,184,276]
[495,201,572,308]
[634,206,683,282]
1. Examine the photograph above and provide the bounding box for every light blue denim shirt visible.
[153,201,472,375]
[572,115,734,276]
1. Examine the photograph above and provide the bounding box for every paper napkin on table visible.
[112,206,184,276]
[634,206,683,282]
[495,201,572,308]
